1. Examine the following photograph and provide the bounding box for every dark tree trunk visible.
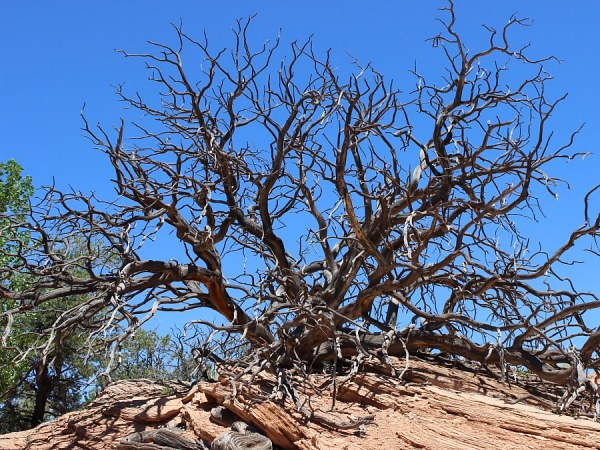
[31,364,51,427]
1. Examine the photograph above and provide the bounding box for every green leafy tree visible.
[102,329,179,381]
[0,161,83,430]
[91,328,200,394]
[0,162,187,431]
[0,160,32,219]
[0,160,33,278]
[0,159,36,431]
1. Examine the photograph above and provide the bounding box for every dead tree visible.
[1,2,600,396]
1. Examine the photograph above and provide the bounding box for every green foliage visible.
[0,161,192,432]
[0,160,36,430]
[0,160,33,280]
[90,329,198,397]
[0,320,191,432]
[0,159,32,217]
[103,329,183,381]
[0,294,99,431]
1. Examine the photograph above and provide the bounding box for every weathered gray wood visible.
[230,422,248,433]
[210,430,273,450]
[230,421,261,434]
[210,405,241,427]
[117,441,171,450]
[118,428,207,450]
[301,408,375,430]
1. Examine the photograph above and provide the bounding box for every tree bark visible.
[31,364,51,427]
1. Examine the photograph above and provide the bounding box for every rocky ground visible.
[1,357,599,449]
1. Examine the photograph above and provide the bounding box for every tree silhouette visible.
[2,2,599,402]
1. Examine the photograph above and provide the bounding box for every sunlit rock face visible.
[1,358,599,450]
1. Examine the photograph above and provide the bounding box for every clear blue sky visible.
[1,1,600,329]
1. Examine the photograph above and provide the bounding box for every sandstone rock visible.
[1,358,599,450]
[102,394,184,423]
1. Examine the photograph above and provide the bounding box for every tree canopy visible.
[0,161,196,430]
[1,2,599,409]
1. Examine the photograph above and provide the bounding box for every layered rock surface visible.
[1,359,599,449]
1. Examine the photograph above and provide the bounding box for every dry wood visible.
[300,409,375,431]
[1,1,599,413]
[117,429,206,450]
[210,406,241,428]
[211,430,272,450]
